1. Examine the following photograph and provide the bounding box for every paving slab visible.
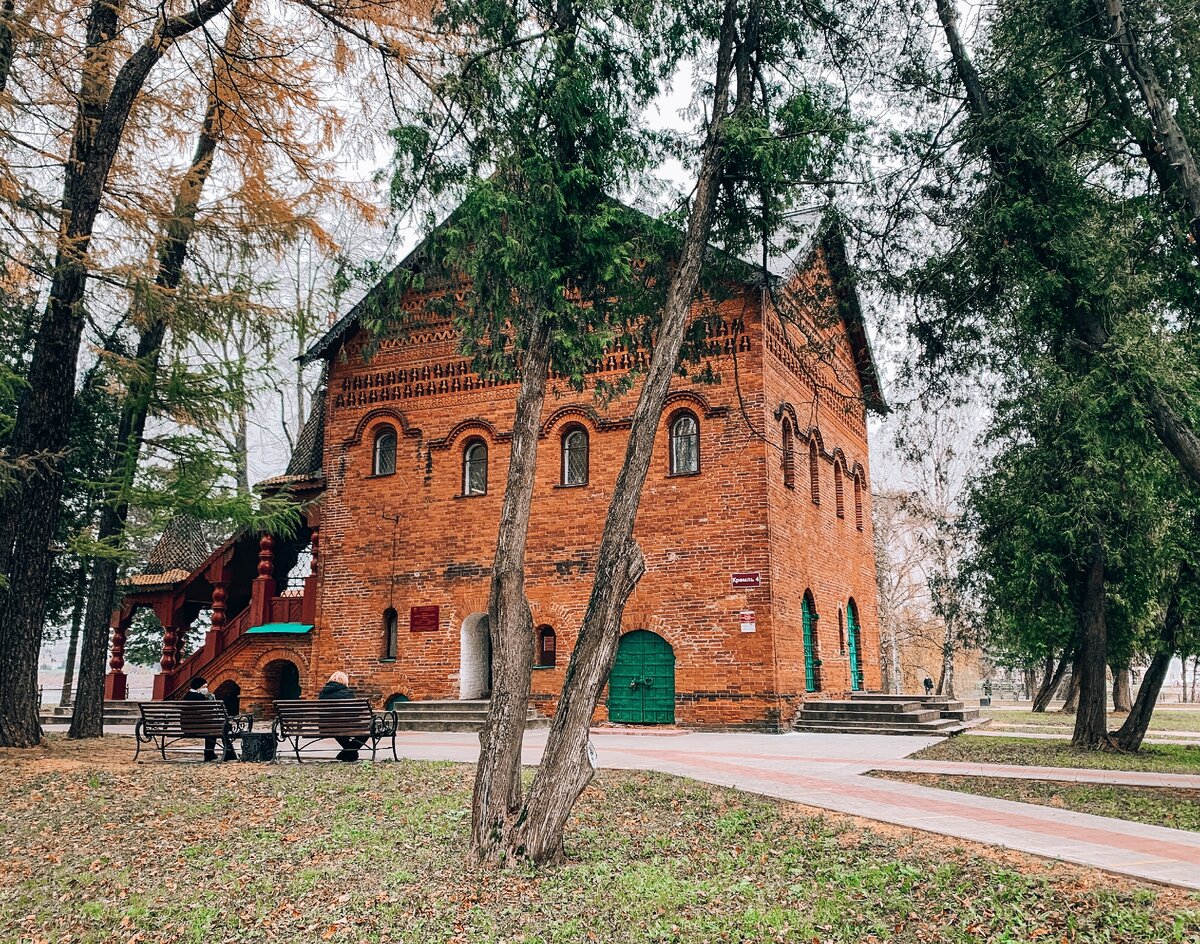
[866,758,1200,788]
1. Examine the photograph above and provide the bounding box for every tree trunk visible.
[0,0,15,94]
[1111,664,1132,712]
[1060,669,1079,714]
[501,1,744,865]
[1113,594,1178,751]
[69,1,247,740]
[937,624,955,698]
[57,561,89,707]
[0,0,233,748]
[470,316,555,863]
[1072,541,1110,748]
[1032,651,1070,712]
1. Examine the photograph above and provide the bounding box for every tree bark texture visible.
[937,624,955,698]
[1060,669,1079,714]
[470,316,555,862]
[1072,541,1111,748]
[1111,665,1132,713]
[69,1,246,739]
[0,0,15,94]
[1032,650,1071,712]
[1113,593,1179,751]
[0,0,233,747]
[57,561,89,707]
[498,0,744,865]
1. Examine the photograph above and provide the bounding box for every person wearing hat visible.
[182,676,236,761]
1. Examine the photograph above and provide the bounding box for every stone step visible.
[803,700,925,715]
[849,693,971,710]
[798,707,943,724]
[794,721,968,736]
[395,717,550,733]
[940,707,981,722]
[386,709,536,723]
[390,700,494,714]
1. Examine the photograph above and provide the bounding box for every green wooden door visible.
[608,630,675,724]
[802,597,817,692]
[847,604,863,691]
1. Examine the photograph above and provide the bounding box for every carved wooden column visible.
[103,607,132,700]
[160,621,179,674]
[249,532,276,626]
[302,527,319,625]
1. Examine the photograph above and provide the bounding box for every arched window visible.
[801,592,819,693]
[536,625,557,668]
[854,473,864,531]
[809,439,820,504]
[834,463,845,518]
[838,607,846,654]
[382,607,398,660]
[373,427,397,476]
[562,427,589,486]
[781,420,795,489]
[847,599,863,691]
[669,412,699,475]
[463,439,488,495]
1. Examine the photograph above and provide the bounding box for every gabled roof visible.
[125,514,214,590]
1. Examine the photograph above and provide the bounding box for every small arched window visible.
[834,463,845,518]
[463,439,488,495]
[536,625,557,668]
[809,439,820,504]
[373,427,397,476]
[669,412,699,475]
[562,427,589,486]
[382,607,398,660]
[854,473,864,531]
[781,420,795,489]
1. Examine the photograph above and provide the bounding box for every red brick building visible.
[106,216,887,731]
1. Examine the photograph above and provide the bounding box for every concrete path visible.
[974,726,1200,746]
[387,728,1200,891]
[865,758,1200,788]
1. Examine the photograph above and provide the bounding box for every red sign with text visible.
[731,572,761,589]
[410,605,440,633]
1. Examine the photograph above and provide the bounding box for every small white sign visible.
[586,739,599,770]
[739,610,756,633]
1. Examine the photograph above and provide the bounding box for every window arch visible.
[669,412,699,475]
[536,625,557,668]
[834,463,845,518]
[382,607,398,660]
[561,427,589,486]
[809,439,820,504]
[781,420,795,489]
[463,439,488,495]
[854,473,864,531]
[372,426,397,476]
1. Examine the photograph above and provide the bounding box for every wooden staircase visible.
[793,693,983,736]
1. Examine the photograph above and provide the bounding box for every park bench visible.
[134,701,253,761]
[271,699,399,763]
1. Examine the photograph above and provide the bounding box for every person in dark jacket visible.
[182,676,236,761]
[319,671,366,762]
[923,676,935,697]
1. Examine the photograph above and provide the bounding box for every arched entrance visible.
[607,629,675,724]
[847,599,863,691]
[802,592,819,693]
[263,659,301,701]
[460,613,492,699]
[213,680,241,715]
[385,693,409,710]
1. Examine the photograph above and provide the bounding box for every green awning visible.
[246,622,313,634]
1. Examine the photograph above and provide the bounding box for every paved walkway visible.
[866,757,1200,788]
[387,728,1200,891]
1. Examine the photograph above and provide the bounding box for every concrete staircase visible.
[390,699,550,733]
[39,700,143,728]
[794,693,982,736]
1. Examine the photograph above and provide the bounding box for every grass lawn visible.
[911,735,1200,773]
[983,710,1200,734]
[870,771,1200,833]
[1,737,1198,944]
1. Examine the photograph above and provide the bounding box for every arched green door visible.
[608,630,675,724]
[802,595,818,692]
[847,602,863,691]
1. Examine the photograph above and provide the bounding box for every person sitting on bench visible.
[319,671,367,762]
[182,676,236,762]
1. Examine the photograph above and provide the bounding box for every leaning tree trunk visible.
[69,0,248,740]
[500,1,743,865]
[1072,541,1111,748]
[1060,669,1080,714]
[1032,651,1071,712]
[470,316,555,862]
[1111,664,1132,713]
[1113,593,1179,751]
[57,561,90,707]
[0,0,233,748]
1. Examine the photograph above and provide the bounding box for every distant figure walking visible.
[923,676,935,697]
[319,671,367,762]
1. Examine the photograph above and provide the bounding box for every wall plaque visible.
[731,572,761,589]
[410,605,440,633]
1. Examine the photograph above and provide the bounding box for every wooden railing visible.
[270,595,303,624]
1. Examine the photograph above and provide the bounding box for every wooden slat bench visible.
[271,699,399,762]
[134,702,253,761]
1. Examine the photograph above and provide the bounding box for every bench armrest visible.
[227,714,254,735]
[370,710,398,738]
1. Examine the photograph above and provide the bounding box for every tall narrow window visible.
[847,599,863,691]
[834,463,845,518]
[809,439,820,504]
[781,420,795,489]
[373,427,397,476]
[536,625,557,667]
[463,439,488,495]
[383,607,398,660]
[562,427,589,486]
[801,592,819,693]
[854,474,864,530]
[669,412,699,475]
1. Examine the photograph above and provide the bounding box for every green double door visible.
[607,630,676,724]
[847,605,863,691]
